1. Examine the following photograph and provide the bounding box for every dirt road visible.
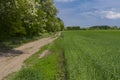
[0,33,60,80]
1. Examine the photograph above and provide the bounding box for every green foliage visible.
[0,0,64,40]
[0,0,25,38]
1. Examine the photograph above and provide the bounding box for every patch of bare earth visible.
[0,32,60,80]
[39,50,52,59]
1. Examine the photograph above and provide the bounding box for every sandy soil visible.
[39,50,52,59]
[0,33,60,80]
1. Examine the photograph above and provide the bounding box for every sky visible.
[54,0,120,27]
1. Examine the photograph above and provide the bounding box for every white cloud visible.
[85,9,120,20]
[55,0,75,2]
[101,11,120,19]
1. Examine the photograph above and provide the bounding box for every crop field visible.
[8,30,120,80]
[61,30,120,80]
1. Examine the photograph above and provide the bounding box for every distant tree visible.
[89,25,118,30]
[110,26,118,30]
[67,26,80,30]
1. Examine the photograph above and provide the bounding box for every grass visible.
[1,32,55,48]
[6,30,120,80]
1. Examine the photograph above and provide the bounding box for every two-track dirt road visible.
[0,33,60,80]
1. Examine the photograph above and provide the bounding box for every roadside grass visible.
[1,32,55,48]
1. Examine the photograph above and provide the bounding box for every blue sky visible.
[54,0,120,27]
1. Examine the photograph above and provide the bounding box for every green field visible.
[62,30,120,80]
[9,30,120,80]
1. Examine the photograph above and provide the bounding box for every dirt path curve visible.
[0,32,60,80]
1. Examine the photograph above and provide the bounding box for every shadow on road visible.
[0,43,23,57]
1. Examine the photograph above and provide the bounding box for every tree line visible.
[66,25,120,30]
[89,25,118,30]
[66,26,80,30]
[0,0,64,40]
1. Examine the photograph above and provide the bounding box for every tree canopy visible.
[0,0,64,39]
